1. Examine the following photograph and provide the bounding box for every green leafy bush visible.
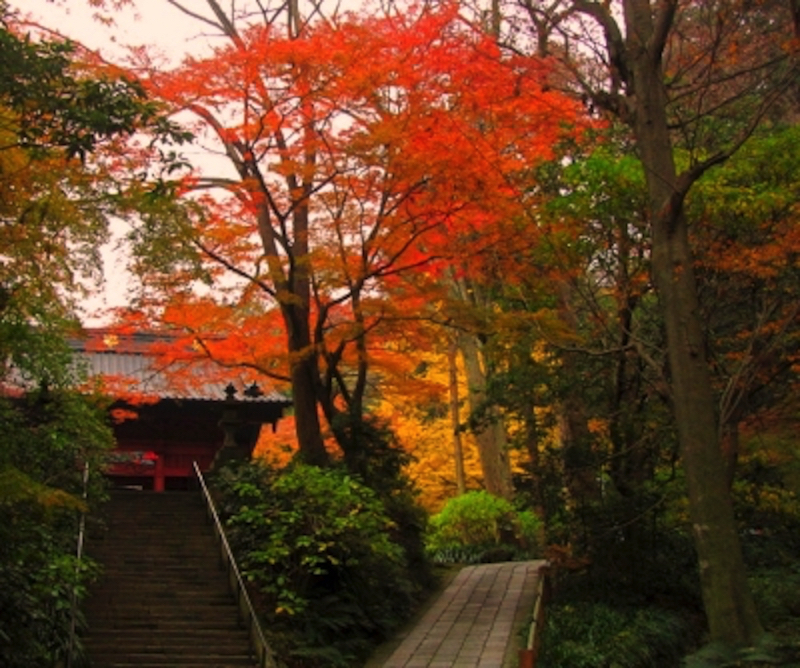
[426,490,542,563]
[215,461,417,667]
[329,411,433,592]
[0,391,113,668]
[748,567,800,637]
[539,602,690,668]
[734,439,800,571]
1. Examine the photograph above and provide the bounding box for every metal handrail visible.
[193,461,276,668]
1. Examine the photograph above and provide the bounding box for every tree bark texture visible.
[625,0,763,644]
[555,282,602,508]
[448,336,467,495]
[283,302,330,467]
[458,330,514,500]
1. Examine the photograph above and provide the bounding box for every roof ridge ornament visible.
[102,333,120,349]
[243,382,263,398]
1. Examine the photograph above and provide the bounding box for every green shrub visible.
[426,490,542,563]
[538,601,690,668]
[734,445,800,571]
[331,412,434,591]
[749,566,800,635]
[0,392,112,668]
[215,461,417,667]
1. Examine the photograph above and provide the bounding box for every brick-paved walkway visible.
[381,560,546,668]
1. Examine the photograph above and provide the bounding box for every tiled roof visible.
[68,329,291,405]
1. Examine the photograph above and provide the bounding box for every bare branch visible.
[651,0,678,61]
[165,0,222,32]
[192,237,277,299]
[572,0,629,88]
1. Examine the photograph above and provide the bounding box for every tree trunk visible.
[519,364,545,515]
[652,212,762,646]
[555,282,602,508]
[458,330,514,500]
[289,354,329,466]
[283,305,329,467]
[627,0,763,643]
[448,336,467,495]
[557,399,601,507]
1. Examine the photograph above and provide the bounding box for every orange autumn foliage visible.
[111,3,589,461]
[253,414,342,466]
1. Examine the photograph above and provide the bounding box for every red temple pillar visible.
[154,453,165,492]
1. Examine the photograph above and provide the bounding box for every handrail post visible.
[192,461,276,668]
[519,562,550,668]
[66,461,90,668]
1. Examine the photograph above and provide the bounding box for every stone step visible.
[87,584,233,597]
[87,577,229,590]
[86,638,252,653]
[87,583,229,596]
[85,617,246,630]
[89,561,224,572]
[83,627,250,639]
[89,662,254,668]
[82,490,257,668]
[85,637,251,652]
[85,601,245,614]
[87,655,255,665]
[92,524,212,534]
[85,602,243,617]
[89,546,217,555]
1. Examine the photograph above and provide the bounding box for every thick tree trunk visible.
[652,211,762,646]
[289,353,329,466]
[458,330,514,500]
[627,3,763,643]
[283,305,329,467]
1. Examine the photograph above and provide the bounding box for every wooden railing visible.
[193,461,277,668]
[519,562,551,668]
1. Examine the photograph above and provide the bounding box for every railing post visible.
[66,461,90,668]
[519,562,550,668]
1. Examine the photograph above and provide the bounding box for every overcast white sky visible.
[20,1,209,61]
[14,0,376,325]
[16,1,223,324]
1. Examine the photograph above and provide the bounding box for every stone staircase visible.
[81,490,257,668]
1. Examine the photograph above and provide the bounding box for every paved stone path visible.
[381,560,546,668]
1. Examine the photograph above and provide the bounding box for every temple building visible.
[71,328,291,491]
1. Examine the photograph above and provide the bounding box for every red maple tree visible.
[114,1,586,465]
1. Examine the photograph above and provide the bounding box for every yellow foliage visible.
[372,348,486,513]
[253,346,541,513]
